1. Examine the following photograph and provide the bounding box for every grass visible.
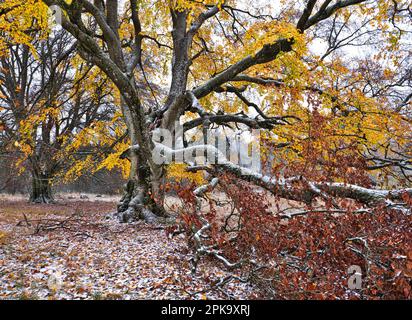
[0,195,117,225]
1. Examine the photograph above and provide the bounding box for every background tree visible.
[0,30,119,202]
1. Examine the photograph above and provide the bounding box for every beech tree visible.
[29,0,410,220]
[0,30,118,202]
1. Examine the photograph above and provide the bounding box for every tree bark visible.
[115,98,168,223]
[116,160,167,223]
[30,172,54,204]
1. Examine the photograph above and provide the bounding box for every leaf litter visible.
[0,200,254,300]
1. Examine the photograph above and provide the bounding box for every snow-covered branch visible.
[157,143,412,209]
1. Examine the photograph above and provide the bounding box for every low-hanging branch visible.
[156,143,412,209]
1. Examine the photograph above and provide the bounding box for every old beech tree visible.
[27,0,410,221]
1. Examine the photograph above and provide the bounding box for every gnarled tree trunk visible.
[116,158,167,223]
[115,101,167,223]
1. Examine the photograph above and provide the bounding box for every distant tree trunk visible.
[30,171,54,204]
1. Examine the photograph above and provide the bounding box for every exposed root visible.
[116,192,173,224]
[30,195,55,204]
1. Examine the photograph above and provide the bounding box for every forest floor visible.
[0,196,254,300]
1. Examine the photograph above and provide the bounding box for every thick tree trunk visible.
[116,166,168,223]
[115,107,168,223]
[30,172,54,204]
